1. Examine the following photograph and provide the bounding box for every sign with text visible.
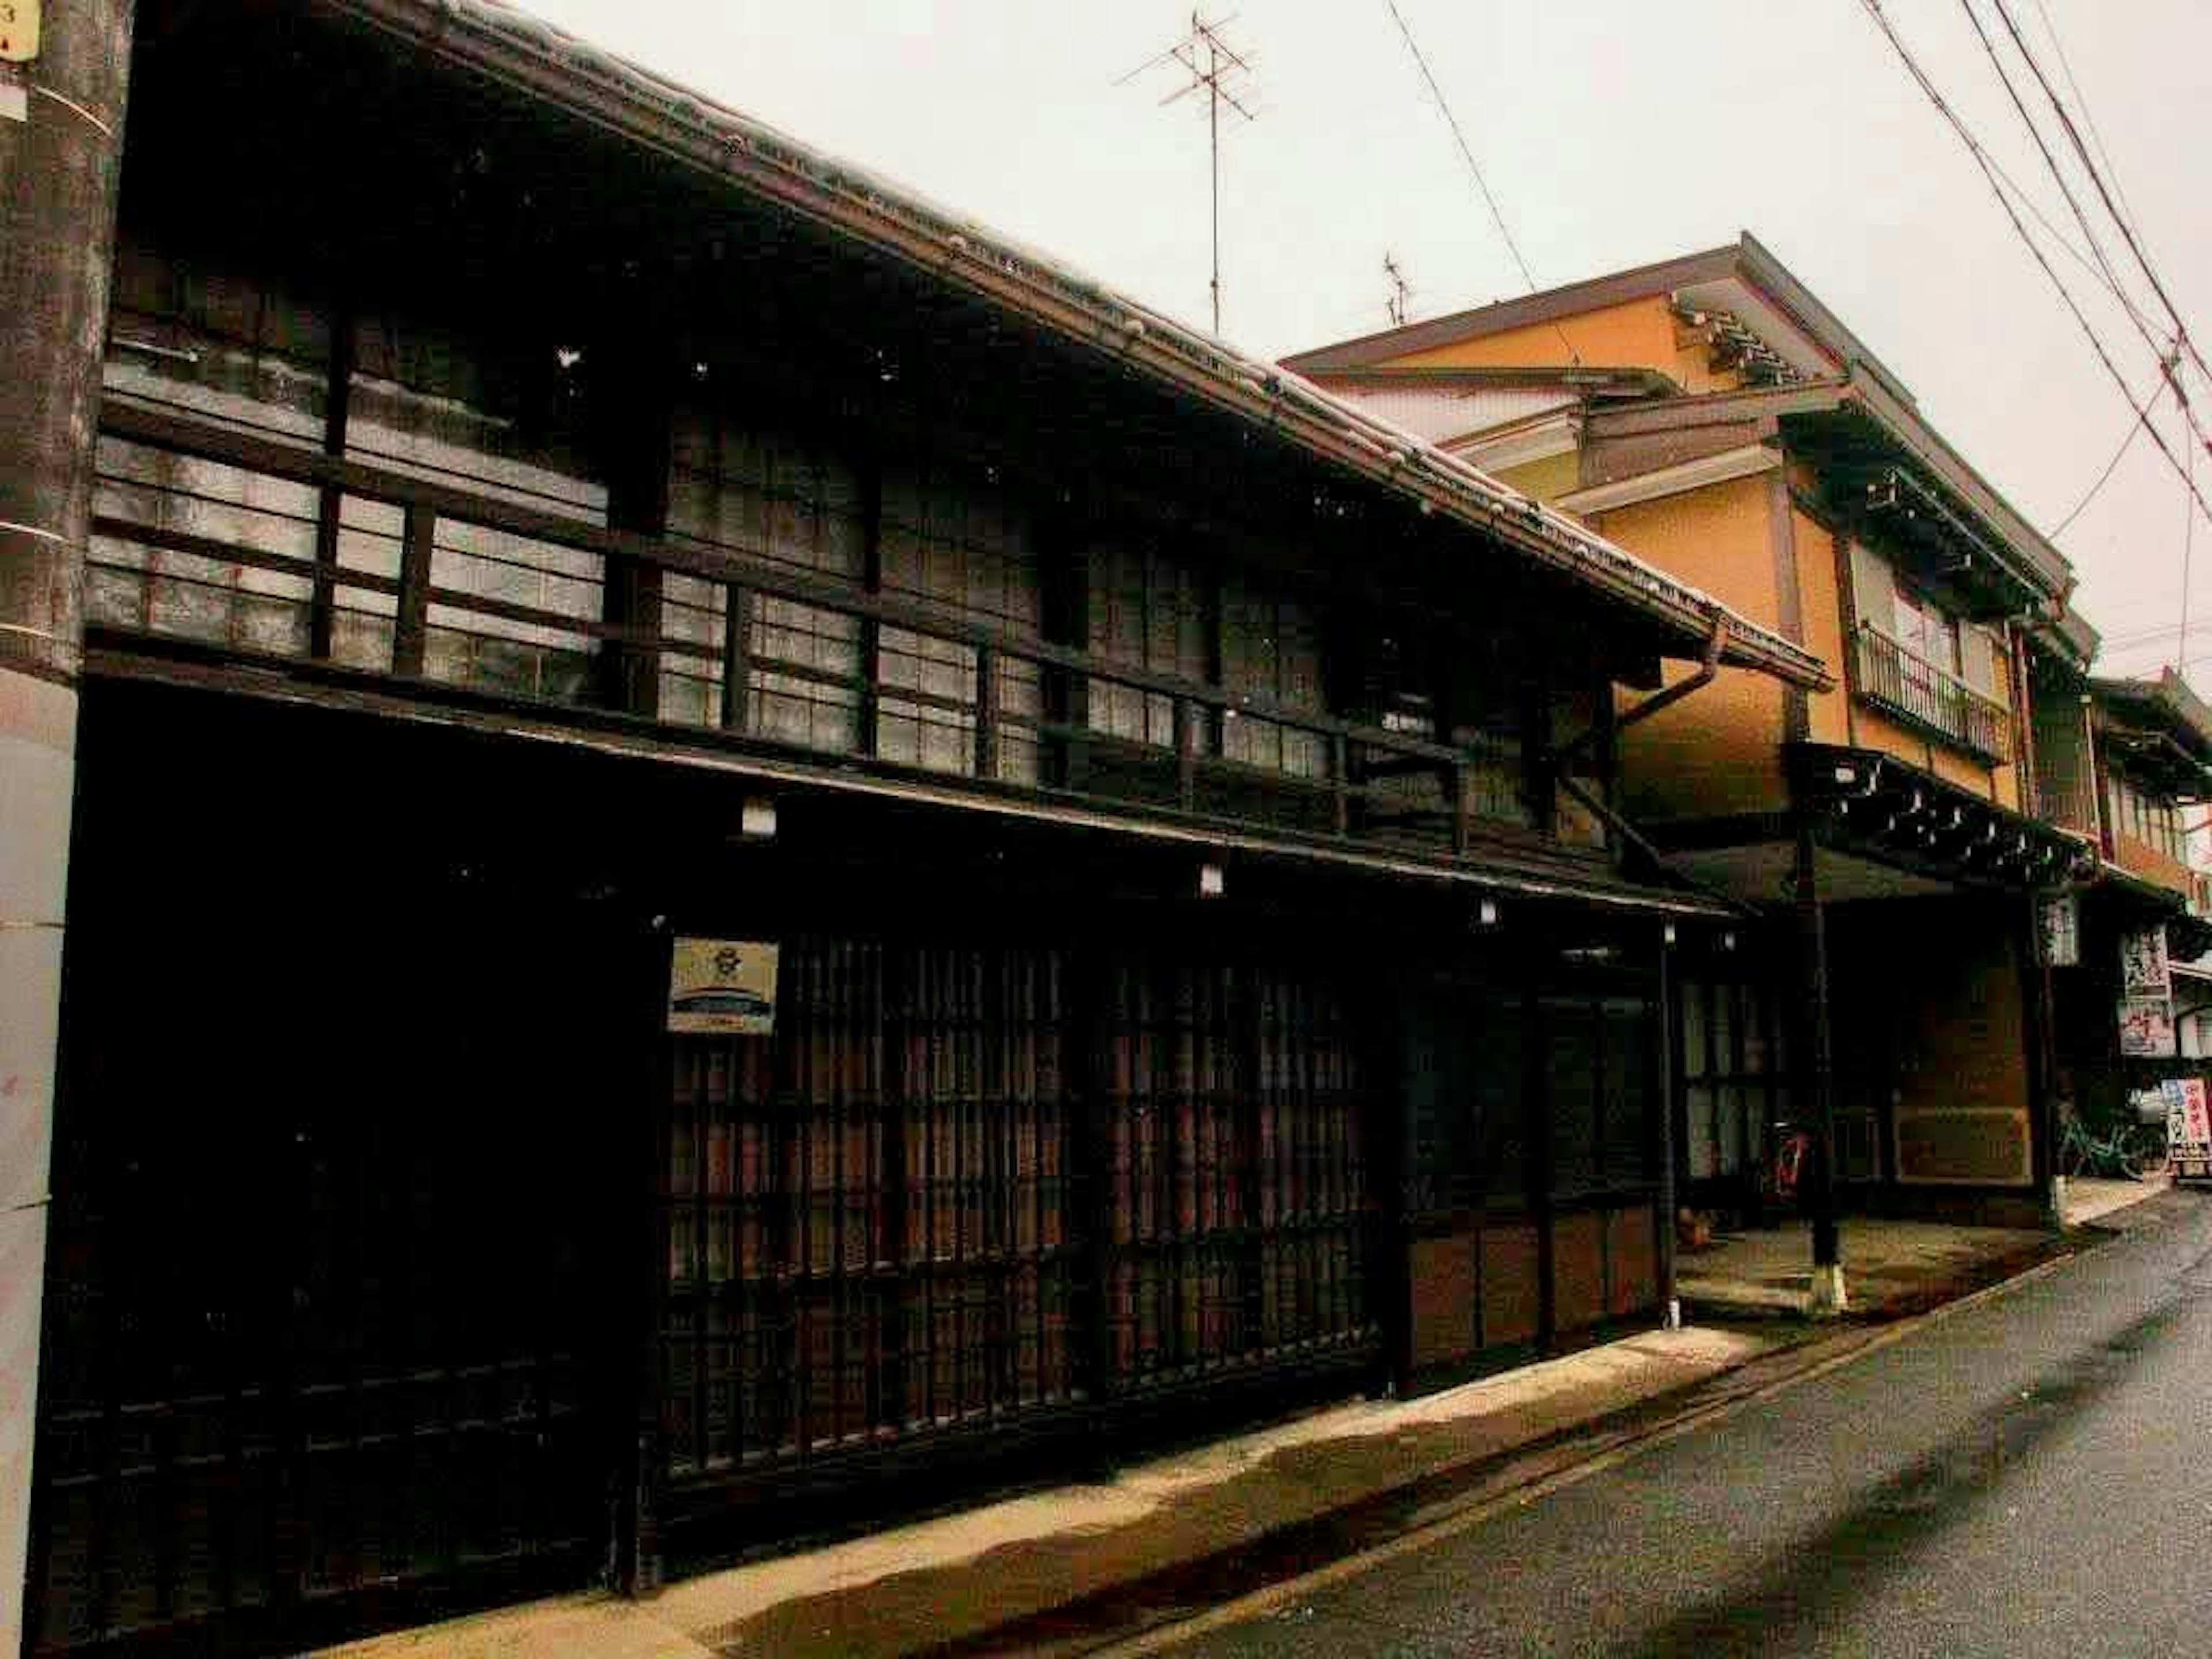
[667,938,779,1036]
[1,0,40,63]
[2119,996,2176,1058]
[2121,926,2172,996]
[2040,894,2080,967]
[2166,1078,2212,1180]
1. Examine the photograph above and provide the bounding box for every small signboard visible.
[2122,926,2172,996]
[668,938,779,1036]
[2041,894,2080,967]
[1,0,40,63]
[2166,1078,2212,1181]
[2119,996,2176,1058]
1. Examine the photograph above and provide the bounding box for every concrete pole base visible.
[1807,1262,1849,1317]
[2047,1176,2069,1231]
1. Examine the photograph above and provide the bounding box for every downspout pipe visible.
[1554,608,1729,771]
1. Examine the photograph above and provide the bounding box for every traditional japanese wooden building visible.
[1287,236,2105,1297]
[1,3,1830,1654]
[2029,657,2212,1124]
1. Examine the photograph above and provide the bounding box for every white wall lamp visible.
[1198,862,1226,899]
[739,796,778,840]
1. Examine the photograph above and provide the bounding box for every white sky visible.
[517,0,2211,679]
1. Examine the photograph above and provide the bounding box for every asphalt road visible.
[1158,1191,2212,1658]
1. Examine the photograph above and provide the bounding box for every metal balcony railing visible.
[1853,622,2012,764]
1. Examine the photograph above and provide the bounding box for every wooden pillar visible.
[1654,920,1680,1326]
[0,3,135,1649]
[1794,817,1845,1311]
[2022,889,2064,1226]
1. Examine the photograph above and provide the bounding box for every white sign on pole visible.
[2166,1078,2212,1180]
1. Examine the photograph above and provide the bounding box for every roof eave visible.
[313,0,1828,691]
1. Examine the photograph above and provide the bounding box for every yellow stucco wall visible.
[1593,475,1789,820]
[1384,296,1733,391]
[1793,507,1850,747]
[1492,449,1581,502]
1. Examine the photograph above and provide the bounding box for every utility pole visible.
[1120,12,1257,338]
[1,3,136,1651]
[1384,252,1412,327]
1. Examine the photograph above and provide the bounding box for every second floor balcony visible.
[1853,622,2012,766]
[86,397,1613,877]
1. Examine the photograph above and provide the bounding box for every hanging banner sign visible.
[2041,894,2080,967]
[2165,1078,2212,1180]
[2122,926,2172,996]
[667,938,780,1035]
[2119,996,2177,1058]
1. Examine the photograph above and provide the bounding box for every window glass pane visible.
[1546,997,1601,1198]
[669,407,864,755]
[1221,572,1327,778]
[1685,1086,1718,1180]
[1601,995,1649,1183]
[94,236,335,660]
[1475,994,1528,1206]
[1680,980,1707,1077]
[1714,1084,1745,1177]
[1086,538,1206,752]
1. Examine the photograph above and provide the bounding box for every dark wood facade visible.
[17,5,1814,1654]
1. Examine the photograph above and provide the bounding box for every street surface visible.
[1160,1192,2212,1658]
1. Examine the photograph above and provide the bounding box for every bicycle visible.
[2059,1113,2164,1181]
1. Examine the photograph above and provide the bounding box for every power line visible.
[1380,0,1578,363]
[1857,0,2212,532]
[1990,0,2212,396]
[2024,0,2143,243]
[1956,0,2212,484]
[2050,387,2158,539]
[1955,1,2167,376]
[2187,427,2199,670]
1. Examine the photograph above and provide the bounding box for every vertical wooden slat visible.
[391,505,434,679]
[975,645,1000,782]
[307,303,355,662]
[1175,698,1198,811]
[720,585,754,734]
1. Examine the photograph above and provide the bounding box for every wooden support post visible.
[1795,818,1845,1312]
[1176,697,1198,811]
[2023,889,2064,1227]
[721,585,754,733]
[308,302,355,664]
[391,505,434,678]
[0,6,135,1647]
[975,644,1000,782]
[615,923,671,1599]
[1653,921,1680,1327]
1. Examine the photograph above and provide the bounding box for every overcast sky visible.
[517,0,2210,679]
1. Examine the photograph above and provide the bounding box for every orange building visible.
[1287,236,2141,1293]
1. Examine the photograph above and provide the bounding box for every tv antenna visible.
[1120,13,1258,337]
[1384,252,1412,326]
